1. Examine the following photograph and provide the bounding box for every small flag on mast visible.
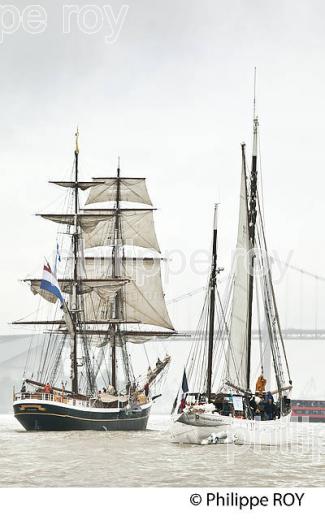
[181,368,189,393]
[40,262,64,304]
[54,242,61,275]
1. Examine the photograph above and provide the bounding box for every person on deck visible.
[265,391,274,420]
[213,394,224,413]
[43,383,52,400]
[258,396,266,419]
[21,382,26,394]
[256,375,267,395]
[249,396,257,417]
[144,382,149,397]
[222,400,231,416]
[107,384,116,395]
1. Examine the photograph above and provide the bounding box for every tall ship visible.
[13,132,175,431]
[170,111,293,445]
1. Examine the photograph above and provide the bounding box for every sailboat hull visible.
[170,411,292,445]
[14,399,151,431]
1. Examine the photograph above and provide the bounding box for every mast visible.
[111,157,121,389]
[71,129,79,394]
[206,204,218,401]
[246,116,259,391]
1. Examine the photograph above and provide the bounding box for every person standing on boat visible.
[107,384,116,395]
[256,375,267,394]
[265,391,275,420]
[43,383,52,400]
[249,396,257,417]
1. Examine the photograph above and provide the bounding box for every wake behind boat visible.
[13,131,175,431]
[170,109,293,445]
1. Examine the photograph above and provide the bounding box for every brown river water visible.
[0,414,324,487]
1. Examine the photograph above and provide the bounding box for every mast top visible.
[213,203,219,231]
[253,66,257,120]
[252,68,259,154]
[117,156,121,177]
[75,127,80,156]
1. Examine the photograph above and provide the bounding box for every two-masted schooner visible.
[13,132,175,431]
[170,114,293,445]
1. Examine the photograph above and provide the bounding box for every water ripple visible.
[0,414,324,487]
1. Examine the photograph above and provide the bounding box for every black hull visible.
[14,401,151,431]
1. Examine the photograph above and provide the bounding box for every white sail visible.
[40,210,160,252]
[83,257,174,330]
[85,178,152,206]
[227,163,250,389]
[84,210,160,251]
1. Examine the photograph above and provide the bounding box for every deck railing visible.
[14,391,148,408]
[14,392,93,407]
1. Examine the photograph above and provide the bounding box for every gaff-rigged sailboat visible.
[170,115,293,445]
[13,132,175,431]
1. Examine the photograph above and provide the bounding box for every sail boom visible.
[24,277,129,283]
[12,319,140,325]
[81,208,157,212]
[38,209,156,219]
[92,177,146,180]
[52,329,177,339]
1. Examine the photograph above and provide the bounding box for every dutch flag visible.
[40,262,64,304]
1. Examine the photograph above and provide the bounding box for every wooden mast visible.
[206,204,218,401]
[71,129,79,394]
[246,115,259,391]
[111,157,121,390]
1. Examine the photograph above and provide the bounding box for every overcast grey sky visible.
[2,0,325,335]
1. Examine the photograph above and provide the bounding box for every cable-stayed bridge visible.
[166,257,325,341]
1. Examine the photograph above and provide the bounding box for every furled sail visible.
[39,210,160,252]
[29,278,128,300]
[50,181,104,190]
[123,332,173,343]
[227,162,250,389]
[85,178,152,206]
[83,257,174,330]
